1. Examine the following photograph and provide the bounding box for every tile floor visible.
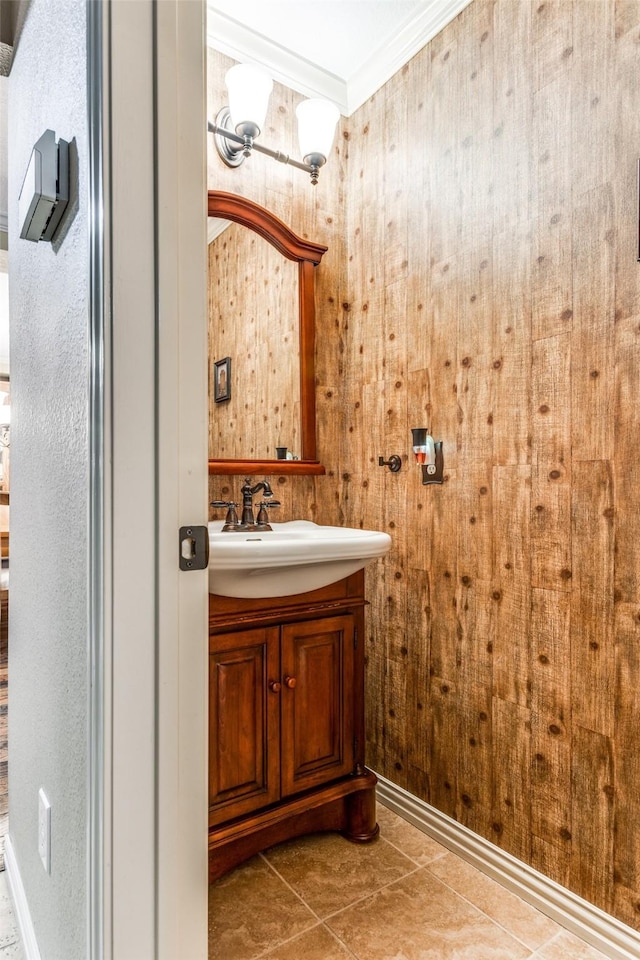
[209,803,611,960]
[0,804,614,960]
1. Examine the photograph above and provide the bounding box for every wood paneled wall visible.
[207,2,640,927]
[339,0,640,930]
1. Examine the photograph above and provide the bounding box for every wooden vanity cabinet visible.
[208,570,378,882]
[209,625,281,822]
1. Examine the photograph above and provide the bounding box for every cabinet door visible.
[209,627,280,826]
[280,615,355,797]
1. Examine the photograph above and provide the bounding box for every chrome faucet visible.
[240,479,280,530]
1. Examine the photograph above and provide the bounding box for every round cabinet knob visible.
[269,680,282,693]
[283,675,297,689]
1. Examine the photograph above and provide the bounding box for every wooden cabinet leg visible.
[342,774,379,843]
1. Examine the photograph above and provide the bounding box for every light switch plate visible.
[38,788,51,874]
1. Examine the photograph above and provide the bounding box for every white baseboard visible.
[375,773,640,960]
[4,835,41,960]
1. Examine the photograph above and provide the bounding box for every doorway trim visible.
[87,1,105,955]
[101,2,208,957]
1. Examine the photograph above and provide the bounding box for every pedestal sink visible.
[208,519,391,598]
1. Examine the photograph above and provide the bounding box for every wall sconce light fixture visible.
[411,428,444,485]
[209,63,340,186]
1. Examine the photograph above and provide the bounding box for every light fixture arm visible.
[209,110,327,185]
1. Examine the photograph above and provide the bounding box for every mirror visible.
[209,225,300,459]
[208,191,327,476]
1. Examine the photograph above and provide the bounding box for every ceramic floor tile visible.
[326,866,533,960]
[208,855,317,960]
[428,852,560,950]
[530,930,610,959]
[377,804,449,866]
[263,832,417,919]
[262,923,356,959]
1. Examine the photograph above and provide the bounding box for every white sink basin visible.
[208,519,391,598]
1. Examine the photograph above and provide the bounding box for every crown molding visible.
[207,0,473,117]
[206,10,348,112]
[346,0,473,114]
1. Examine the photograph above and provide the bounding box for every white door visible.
[102,2,208,958]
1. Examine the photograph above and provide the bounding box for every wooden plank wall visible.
[338,0,640,930]
[207,0,640,927]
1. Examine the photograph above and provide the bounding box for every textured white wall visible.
[0,75,7,233]
[8,0,89,956]
[0,256,9,377]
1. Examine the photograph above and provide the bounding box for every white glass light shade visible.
[296,98,340,162]
[225,63,273,134]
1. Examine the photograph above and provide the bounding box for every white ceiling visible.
[207,0,473,116]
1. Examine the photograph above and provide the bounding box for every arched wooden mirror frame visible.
[208,191,327,476]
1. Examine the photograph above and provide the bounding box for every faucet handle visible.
[210,500,240,531]
[256,500,280,528]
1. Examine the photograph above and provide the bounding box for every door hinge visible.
[179,525,209,571]
[354,627,358,650]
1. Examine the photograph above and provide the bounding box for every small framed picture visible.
[214,357,231,403]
